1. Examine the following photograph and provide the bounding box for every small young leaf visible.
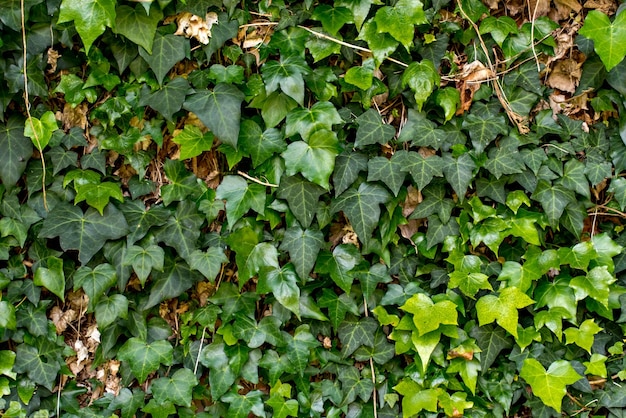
[24,111,57,151]
[401,293,458,336]
[172,124,214,160]
[402,60,440,111]
[33,257,65,301]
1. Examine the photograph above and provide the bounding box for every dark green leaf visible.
[150,368,197,407]
[285,101,343,141]
[141,77,190,121]
[188,247,228,282]
[0,116,32,189]
[124,244,164,286]
[95,294,128,329]
[367,155,406,196]
[238,120,287,168]
[470,324,513,371]
[282,129,341,190]
[58,0,116,52]
[120,200,170,244]
[156,200,203,260]
[426,215,459,248]
[355,108,395,149]
[114,4,161,54]
[139,32,187,85]
[333,151,368,197]
[144,259,201,310]
[442,153,476,202]
[398,150,444,191]
[118,338,173,384]
[277,175,326,228]
[14,343,59,391]
[262,56,311,106]
[216,175,266,229]
[73,264,117,311]
[315,244,363,293]
[279,226,324,282]
[318,288,359,329]
[258,265,301,318]
[531,180,576,228]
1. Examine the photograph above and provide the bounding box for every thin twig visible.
[194,326,207,375]
[21,0,48,210]
[363,296,378,418]
[587,205,626,218]
[528,0,542,73]
[237,170,278,187]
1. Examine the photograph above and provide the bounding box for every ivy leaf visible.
[262,56,311,106]
[470,324,513,372]
[238,120,287,168]
[33,257,65,301]
[338,316,378,357]
[579,10,626,71]
[339,365,374,405]
[442,153,476,202]
[476,287,534,338]
[144,259,201,310]
[569,266,616,307]
[73,264,117,311]
[114,4,161,54]
[138,32,187,85]
[74,181,124,215]
[531,180,576,228]
[121,200,170,244]
[188,247,228,282]
[0,116,32,189]
[426,215,460,248]
[315,244,363,293]
[331,182,391,246]
[267,394,299,418]
[484,147,525,179]
[318,288,359,329]
[183,83,245,149]
[39,203,129,265]
[462,109,508,155]
[558,159,590,199]
[124,244,164,286]
[14,344,59,391]
[161,159,204,206]
[141,77,190,122]
[354,263,392,300]
[282,129,341,189]
[118,338,173,384]
[434,87,461,122]
[95,294,128,328]
[23,111,57,151]
[0,301,16,330]
[279,227,324,282]
[402,60,440,110]
[333,151,368,197]
[58,0,116,52]
[401,293,458,336]
[394,380,439,416]
[564,319,603,353]
[277,175,326,228]
[356,20,399,64]
[171,124,214,160]
[216,175,266,229]
[285,101,343,141]
[156,200,203,260]
[345,58,376,90]
[374,0,426,49]
[150,368,198,407]
[312,5,353,35]
[448,271,493,298]
[367,155,407,196]
[355,108,396,148]
[258,265,301,318]
[520,359,581,413]
[398,150,444,191]
[229,237,279,286]
[480,16,519,46]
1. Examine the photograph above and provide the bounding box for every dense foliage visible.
[1,0,626,416]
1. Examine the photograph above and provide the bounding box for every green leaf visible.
[569,266,616,307]
[238,120,287,168]
[579,10,626,71]
[374,0,426,49]
[357,20,399,64]
[260,92,298,128]
[442,153,476,202]
[114,4,161,54]
[14,344,60,391]
[0,301,16,330]
[402,60,440,110]
[583,353,608,378]
[398,150,444,191]
[267,394,298,418]
[24,111,57,151]
[426,214,460,248]
[144,259,201,310]
[262,56,311,106]
[188,247,228,282]
[74,181,124,215]
[355,263,392,300]
[367,155,407,196]
[124,244,164,286]
[480,16,519,46]
[258,265,300,318]
[282,129,341,189]
[401,293,458,336]
[394,380,439,417]
[462,109,508,155]
[355,108,396,149]
[333,151,368,196]
[138,32,187,85]
[331,182,391,246]
[318,288,359,329]
[338,316,377,357]
[95,294,128,328]
[118,338,173,384]
[141,77,191,122]
[172,125,214,160]
[228,233,279,286]
[0,217,28,247]
[315,244,363,293]
[564,319,602,354]
[0,116,32,189]
[183,83,245,149]
[434,87,461,122]
[58,0,116,52]
[161,159,204,206]
[531,180,576,228]
[150,368,198,407]
[484,147,525,179]
[339,365,374,405]
[470,324,513,372]
[40,203,129,264]
[476,287,534,338]
[558,159,590,199]
[0,350,16,379]
[216,175,266,229]
[345,58,376,90]
[312,5,353,35]
[156,201,203,260]
[121,200,170,244]
[279,227,324,282]
[285,101,343,141]
[277,175,326,228]
[520,359,581,413]
[448,271,492,298]
[73,264,117,310]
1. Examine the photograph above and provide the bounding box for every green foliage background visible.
[1,0,626,416]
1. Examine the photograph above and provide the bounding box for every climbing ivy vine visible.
[1,0,626,416]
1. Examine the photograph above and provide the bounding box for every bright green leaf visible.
[401,293,458,336]
[58,0,116,53]
[476,287,534,338]
[520,359,581,413]
[402,60,440,111]
[579,10,626,71]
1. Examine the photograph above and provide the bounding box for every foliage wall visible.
[1,0,626,416]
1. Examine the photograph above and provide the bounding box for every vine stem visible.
[237,170,278,187]
[194,326,207,375]
[21,0,48,210]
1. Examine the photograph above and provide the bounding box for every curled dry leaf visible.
[456,61,494,114]
[50,306,77,334]
[173,12,219,45]
[550,0,583,21]
[47,48,60,73]
[583,0,618,15]
[546,58,583,93]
